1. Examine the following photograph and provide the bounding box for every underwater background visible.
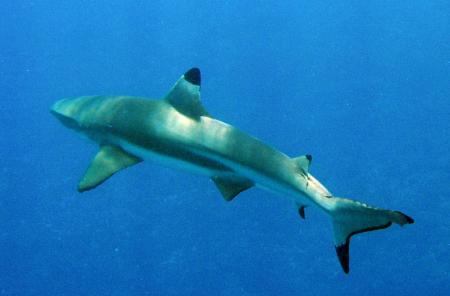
[1,1,450,295]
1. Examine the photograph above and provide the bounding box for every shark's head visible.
[50,67,206,135]
[50,98,82,130]
[50,96,105,131]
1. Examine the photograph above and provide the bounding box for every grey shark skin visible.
[51,68,414,274]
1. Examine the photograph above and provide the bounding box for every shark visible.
[51,68,414,273]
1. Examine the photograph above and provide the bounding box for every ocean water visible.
[1,1,449,295]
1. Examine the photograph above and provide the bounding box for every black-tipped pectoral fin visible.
[212,176,254,201]
[78,145,142,192]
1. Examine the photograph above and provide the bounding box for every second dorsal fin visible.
[292,154,312,175]
[165,68,210,119]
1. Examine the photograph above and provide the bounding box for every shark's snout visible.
[50,99,71,116]
[50,98,81,130]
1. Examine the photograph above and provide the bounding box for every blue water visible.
[1,1,449,295]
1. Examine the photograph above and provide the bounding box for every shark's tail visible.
[329,197,414,273]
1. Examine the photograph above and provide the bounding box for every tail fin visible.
[330,197,414,273]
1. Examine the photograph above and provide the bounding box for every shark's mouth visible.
[50,110,82,132]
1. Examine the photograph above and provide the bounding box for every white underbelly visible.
[113,137,315,207]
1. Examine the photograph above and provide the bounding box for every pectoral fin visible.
[78,145,142,192]
[212,176,254,201]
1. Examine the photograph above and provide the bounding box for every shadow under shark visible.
[51,68,413,274]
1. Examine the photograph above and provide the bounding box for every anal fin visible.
[78,145,142,192]
[212,176,254,201]
[298,205,307,219]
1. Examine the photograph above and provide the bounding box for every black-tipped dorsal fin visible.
[212,176,254,201]
[78,145,142,192]
[292,154,312,175]
[165,68,210,119]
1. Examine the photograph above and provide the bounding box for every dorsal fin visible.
[292,154,312,175]
[165,68,209,119]
[211,176,254,201]
[78,145,142,192]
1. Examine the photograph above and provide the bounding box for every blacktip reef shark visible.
[51,68,414,274]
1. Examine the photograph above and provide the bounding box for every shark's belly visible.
[112,132,316,208]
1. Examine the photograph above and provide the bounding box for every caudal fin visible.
[330,197,414,273]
